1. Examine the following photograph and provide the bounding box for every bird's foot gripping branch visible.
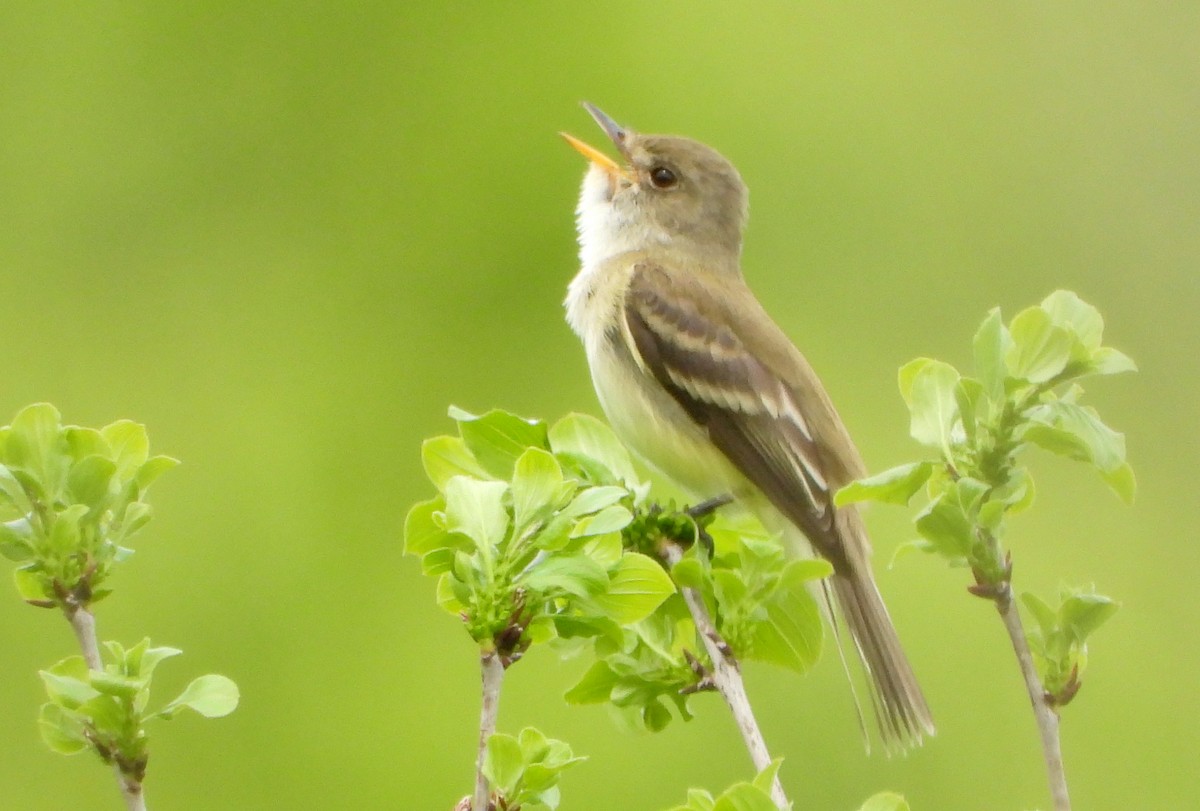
[837,290,1134,811]
[406,407,912,811]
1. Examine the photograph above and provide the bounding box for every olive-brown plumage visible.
[564,104,934,748]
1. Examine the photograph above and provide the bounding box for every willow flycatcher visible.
[562,103,934,749]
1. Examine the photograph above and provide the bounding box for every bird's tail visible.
[829,559,935,752]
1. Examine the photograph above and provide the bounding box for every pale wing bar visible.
[623,266,843,563]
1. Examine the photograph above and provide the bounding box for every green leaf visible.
[578,531,624,568]
[443,476,510,550]
[548,413,639,486]
[525,614,557,645]
[517,726,549,765]
[483,732,524,796]
[138,645,183,679]
[68,455,116,509]
[511,448,565,532]
[6,404,64,494]
[898,358,961,455]
[0,520,35,562]
[420,435,490,491]
[955,376,986,441]
[888,538,933,567]
[973,307,1011,399]
[1089,346,1137,376]
[752,561,825,672]
[712,782,778,811]
[435,572,466,612]
[160,674,240,719]
[563,661,617,704]
[100,420,150,480]
[643,697,672,732]
[751,759,784,796]
[451,406,549,479]
[593,553,675,624]
[570,504,633,537]
[529,511,576,551]
[992,466,1036,513]
[564,485,629,516]
[116,501,153,539]
[403,497,449,557]
[1041,290,1103,350]
[1060,592,1119,643]
[80,694,127,737]
[90,672,142,699]
[670,554,706,590]
[64,426,110,460]
[1006,306,1073,383]
[38,703,89,755]
[836,462,934,507]
[857,792,911,811]
[1024,400,1127,472]
[424,548,457,582]
[40,657,99,708]
[48,504,87,554]
[14,564,51,601]
[552,614,624,645]
[1101,462,1137,506]
[101,640,128,663]
[0,463,32,510]
[1020,591,1058,636]
[516,731,583,802]
[134,455,179,492]
[913,477,988,561]
[521,555,609,598]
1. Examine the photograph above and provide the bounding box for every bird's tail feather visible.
[830,565,935,751]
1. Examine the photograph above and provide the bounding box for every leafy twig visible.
[993,583,1069,811]
[661,542,790,810]
[838,291,1134,811]
[2,406,237,810]
[67,606,147,811]
[969,529,1070,810]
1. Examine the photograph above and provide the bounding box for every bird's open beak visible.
[560,102,631,181]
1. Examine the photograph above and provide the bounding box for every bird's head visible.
[563,103,748,272]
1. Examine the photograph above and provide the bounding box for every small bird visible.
[561,103,934,749]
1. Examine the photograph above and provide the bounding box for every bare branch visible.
[472,651,505,811]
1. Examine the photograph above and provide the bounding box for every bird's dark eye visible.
[649,166,678,189]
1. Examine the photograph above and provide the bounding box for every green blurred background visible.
[1,3,1196,809]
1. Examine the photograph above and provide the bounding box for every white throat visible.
[572,165,668,270]
[565,165,668,340]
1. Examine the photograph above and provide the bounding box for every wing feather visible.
[623,262,857,565]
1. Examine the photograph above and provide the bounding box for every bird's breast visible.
[587,334,749,501]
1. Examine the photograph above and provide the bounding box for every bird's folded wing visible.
[622,261,863,565]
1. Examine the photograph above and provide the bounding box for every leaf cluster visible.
[675,525,831,676]
[658,764,909,811]
[1021,587,1118,705]
[39,639,239,781]
[663,760,785,811]
[406,408,830,734]
[837,291,1131,701]
[566,514,829,734]
[481,728,584,811]
[0,403,241,798]
[0,404,177,610]
[405,408,673,664]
